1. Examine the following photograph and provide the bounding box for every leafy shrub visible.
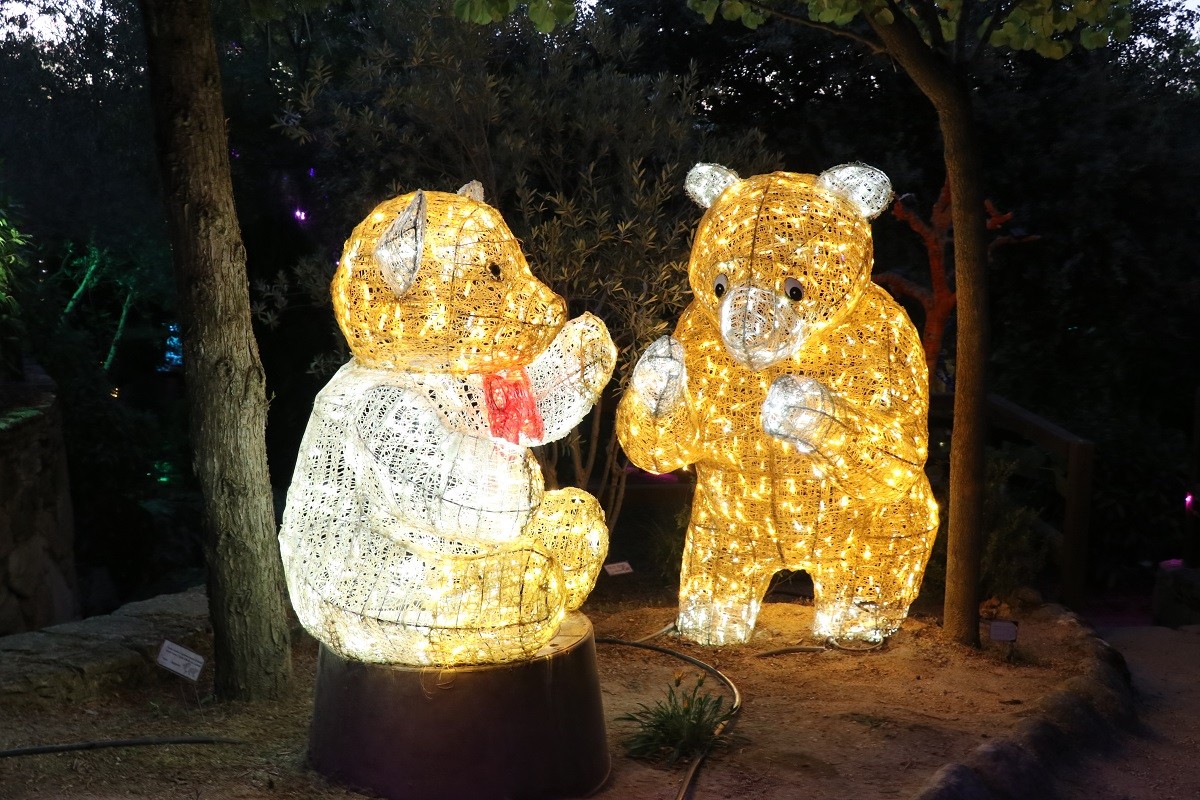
[920,443,1050,603]
[618,672,736,765]
[0,204,29,380]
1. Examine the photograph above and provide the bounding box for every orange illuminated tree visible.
[875,177,1039,386]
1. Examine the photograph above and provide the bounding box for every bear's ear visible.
[457,180,485,202]
[686,163,740,208]
[817,163,893,220]
[374,190,427,297]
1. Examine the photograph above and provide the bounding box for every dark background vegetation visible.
[0,0,1196,615]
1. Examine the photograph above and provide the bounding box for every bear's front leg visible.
[762,374,836,454]
[525,312,616,444]
[763,374,925,502]
[675,480,776,645]
[808,485,939,644]
[615,335,701,474]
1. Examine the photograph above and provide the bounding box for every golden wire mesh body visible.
[280,188,615,666]
[617,166,939,645]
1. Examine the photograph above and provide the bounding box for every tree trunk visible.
[936,85,987,648]
[140,0,292,698]
[867,11,987,646]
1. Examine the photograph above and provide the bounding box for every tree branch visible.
[746,1,887,55]
[907,0,947,51]
[874,271,933,308]
[969,0,1014,62]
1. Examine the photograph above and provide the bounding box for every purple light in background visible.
[308,167,316,177]
[1187,492,1194,513]
[294,208,308,223]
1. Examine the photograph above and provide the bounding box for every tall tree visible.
[139,0,291,699]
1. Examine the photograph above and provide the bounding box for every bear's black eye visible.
[784,277,804,302]
[488,263,502,280]
[714,273,728,299]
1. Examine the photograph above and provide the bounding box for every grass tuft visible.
[617,671,736,765]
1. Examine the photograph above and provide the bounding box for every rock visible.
[0,584,209,703]
[1036,689,1110,746]
[967,739,1051,800]
[911,763,998,800]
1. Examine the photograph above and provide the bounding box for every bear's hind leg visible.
[676,495,775,645]
[811,487,939,644]
[525,487,609,611]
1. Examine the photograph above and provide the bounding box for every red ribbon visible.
[483,368,544,445]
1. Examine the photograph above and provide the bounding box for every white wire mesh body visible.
[280,188,614,666]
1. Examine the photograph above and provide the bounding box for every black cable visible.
[754,644,827,657]
[0,736,244,759]
[826,637,886,652]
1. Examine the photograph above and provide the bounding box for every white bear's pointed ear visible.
[457,180,485,202]
[817,163,893,220]
[374,190,427,297]
[685,163,740,208]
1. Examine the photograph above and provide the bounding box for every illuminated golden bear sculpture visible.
[280,182,616,666]
[616,163,939,645]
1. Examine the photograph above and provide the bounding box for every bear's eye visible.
[487,263,502,281]
[714,273,728,299]
[784,278,804,302]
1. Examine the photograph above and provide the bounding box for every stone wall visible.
[0,363,78,635]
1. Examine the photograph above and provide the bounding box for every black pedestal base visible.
[308,613,610,800]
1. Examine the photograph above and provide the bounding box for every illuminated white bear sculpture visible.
[280,183,615,667]
[616,163,939,646]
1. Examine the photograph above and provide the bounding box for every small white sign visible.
[157,640,205,682]
[603,561,634,576]
[989,619,1019,643]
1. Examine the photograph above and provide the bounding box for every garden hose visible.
[0,736,244,759]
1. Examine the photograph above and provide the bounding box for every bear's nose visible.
[718,285,804,371]
[520,282,566,328]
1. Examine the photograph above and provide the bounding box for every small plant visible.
[0,207,29,380]
[618,672,736,765]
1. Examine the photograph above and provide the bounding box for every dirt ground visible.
[0,585,1092,800]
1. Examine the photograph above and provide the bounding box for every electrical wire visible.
[826,637,886,652]
[754,644,827,657]
[0,736,244,759]
[598,621,887,796]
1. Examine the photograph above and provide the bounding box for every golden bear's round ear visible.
[374,190,427,297]
[817,163,893,220]
[686,163,740,208]
[457,180,485,202]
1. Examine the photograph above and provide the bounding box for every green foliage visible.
[0,195,30,378]
[980,447,1050,600]
[980,0,1200,587]
[687,0,1133,62]
[0,0,165,254]
[618,672,736,765]
[17,237,182,510]
[453,0,575,32]
[921,444,1051,601]
[688,0,769,28]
